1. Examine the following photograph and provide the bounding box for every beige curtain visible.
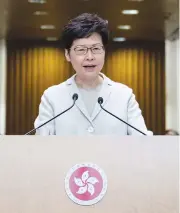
[6,41,165,135]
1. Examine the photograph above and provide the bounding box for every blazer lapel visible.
[66,75,92,122]
[91,74,112,121]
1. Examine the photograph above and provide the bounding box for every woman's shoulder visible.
[43,81,67,96]
[103,74,133,95]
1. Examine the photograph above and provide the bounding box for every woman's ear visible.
[65,49,71,62]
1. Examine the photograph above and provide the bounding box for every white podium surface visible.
[0,136,179,213]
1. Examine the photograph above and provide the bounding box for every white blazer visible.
[34,73,152,135]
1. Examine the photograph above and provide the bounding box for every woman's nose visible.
[85,49,95,60]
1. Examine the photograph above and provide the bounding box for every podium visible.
[0,136,179,213]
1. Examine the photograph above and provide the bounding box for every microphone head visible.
[98,97,103,104]
[72,93,78,101]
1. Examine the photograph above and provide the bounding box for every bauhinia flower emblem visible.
[74,171,99,195]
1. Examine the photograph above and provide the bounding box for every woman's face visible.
[65,32,105,81]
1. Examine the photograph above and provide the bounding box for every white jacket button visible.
[87,126,94,133]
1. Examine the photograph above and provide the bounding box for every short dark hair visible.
[61,13,109,49]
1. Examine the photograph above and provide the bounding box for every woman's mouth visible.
[83,65,96,72]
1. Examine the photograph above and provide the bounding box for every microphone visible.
[25,93,78,135]
[98,97,147,135]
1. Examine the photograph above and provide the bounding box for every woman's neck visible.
[75,74,103,89]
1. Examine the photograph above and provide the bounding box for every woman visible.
[34,13,152,135]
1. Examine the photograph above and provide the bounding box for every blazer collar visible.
[66,73,113,123]
[66,73,113,86]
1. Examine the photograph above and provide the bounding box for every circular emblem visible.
[65,163,108,206]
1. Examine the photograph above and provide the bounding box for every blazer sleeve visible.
[127,91,153,135]
[34,90,55,135]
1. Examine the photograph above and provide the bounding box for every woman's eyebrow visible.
[74,43,103,48]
